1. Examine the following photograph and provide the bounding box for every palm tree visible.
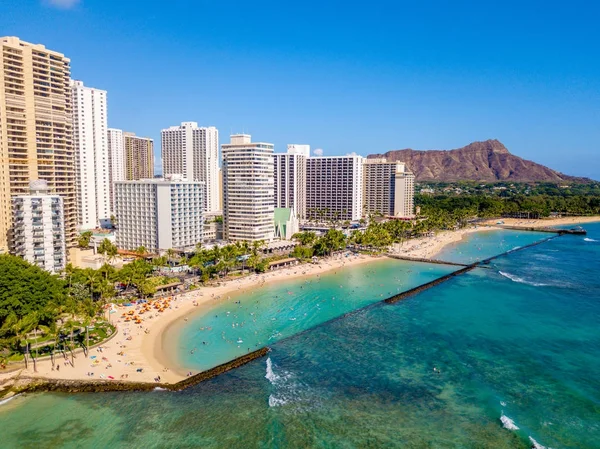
[166,248,176,267]
[135,246,147,257]
[80,298,97,357]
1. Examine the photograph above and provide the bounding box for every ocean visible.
[1,226,598,448]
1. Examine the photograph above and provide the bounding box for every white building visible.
[286,144,311,158]
[222,134,274,242]
[114,175,204,253]
[306,155,364,222]
[71,80,110,229]
[161,122,220,212]
[273,144,308,220]
[363,158,415,218]
[11,180,66,273]
[107,128,125,213]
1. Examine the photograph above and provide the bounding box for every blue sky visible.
[2,0,600,179]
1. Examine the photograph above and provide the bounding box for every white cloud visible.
[44,0,80,9]
[313,148,324,156]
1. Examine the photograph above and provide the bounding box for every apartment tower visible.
[0,36,76,252]
[222,134,274,242]
[107,128,124,212]
[12,180,66,273]
[114,175,204,253]
[363,158,415,218]
[306,155,364,222]
[161,122,220,212]
[71,80,110,229]
[124,132,153,180]
[273,144,308,220]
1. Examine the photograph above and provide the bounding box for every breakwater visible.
[5,347,269,396]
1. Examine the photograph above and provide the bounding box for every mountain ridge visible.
[367,140,592,183]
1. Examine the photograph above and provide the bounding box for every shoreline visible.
[2,216,597,391]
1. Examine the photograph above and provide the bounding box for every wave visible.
[500,414,519,430]
[268,394,287,407]
[584,238,598,242]
[529,436,554,449]
[0,394,20,406]
[265,357,279,383]
[499,271,547,287]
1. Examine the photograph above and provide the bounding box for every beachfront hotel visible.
[114,175,205,253]
[273,144,309,220]
[124,132,154,180]
[71,80,110,229]
[363,158,415,218]
[306,155,364,222]
[107,128,125,213]
[11,180,67,273]
[0,36,77,253]
[161,122,220,213]
[222,134,274,242]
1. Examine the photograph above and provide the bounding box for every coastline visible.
[3,216,597,391]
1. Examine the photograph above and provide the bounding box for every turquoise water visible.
[436,228,548,264]
[173,259,457,371]
[1,226,599,448]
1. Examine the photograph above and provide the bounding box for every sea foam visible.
[265,357,279,383]
[584,238,598,242]
[499,271,547,287]
[0,394,20,406]
[500,414,519,430]
[529,436,554,449]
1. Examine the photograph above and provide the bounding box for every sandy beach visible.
[480,216,600,228]
[3,216,597,387]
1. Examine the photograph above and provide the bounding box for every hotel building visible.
[363,158,415,218]
[114,175,204,253]
[71,80,110,229]
[273,144,308,220]
[161,122,220,212]
[0,36,77,252]
[222,134,274,242]
[124,132,153,180]
[306,155,364,222]
[107,128,124,213]
[11,180,66,273]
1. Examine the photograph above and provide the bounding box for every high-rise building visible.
[286,144,311,158]
[114,175,204,253]
[0,37,77,252]
[71,80,110,229]
[363,158,415,218]
[107,128,124,213]
[12,180,66,273]
[124,132,153,180]
[273,144,308,220]
[306,155,364,222]
[161,122,220,212]
[222,134,274,242]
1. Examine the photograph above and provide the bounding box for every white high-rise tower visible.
[71,80,110,229]
[222,134,274,242]
[273,144,309,220]
[107,128,125,214]
[161,122,220,212]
